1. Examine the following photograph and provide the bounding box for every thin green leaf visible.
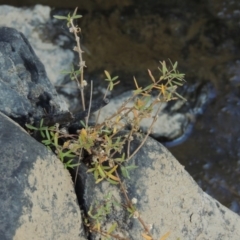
[120,166,130,179]
[133,89,143,95]
[127,207,133,213]
[87,168,96,173]
[125,165,138,170]
[98,166,106,178]
[88,211,98,220]
[42,139,52,146]
[104,70,111,80]
[96,177,104,184]
[60,70,72,74]
[106,178,119,185]
[109,82,114,91]
[40,119,44,128]
[72,15,82,19]
[107,222,118,234]
[64,159,80,169]
[62,150,75,158]
[58,150,64,162]
[172,80,184,86]
[25,124,38,130]
[45,129,51,140]
[174,92,187,101]
[162,61,168,75]
[40,130,45,138]
[54,132,58,147]
[94,169,99,180]
[80,120,86,127]
[111,76,119,81]
[173,61,178,70]
[53,15,68,20]
[143,83,154,91]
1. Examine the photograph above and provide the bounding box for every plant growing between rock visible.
[27,7,186,240]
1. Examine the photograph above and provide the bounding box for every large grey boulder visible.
[78,134,240,239]
[0,5,75,111]
[0,27,68,126]
[0,112,86,240]
[0,5,73,86]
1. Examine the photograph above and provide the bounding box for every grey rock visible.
[0,5,74,86]
[91,91,188,141]
[91,85,215,144]
[0,27,68,126]
[0,5,74,111]
[0,112,86,240]
[78,134,240,239]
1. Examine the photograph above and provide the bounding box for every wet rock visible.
[77,134,240,239]
[0,112,86,240]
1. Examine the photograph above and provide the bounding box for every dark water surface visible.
[2,0,240,214]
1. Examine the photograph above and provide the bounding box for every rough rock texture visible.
[0,5,81,112]
[0,4,73,86]
[0,27,69,126]
[0,112,86,240]
[78,134,240,240]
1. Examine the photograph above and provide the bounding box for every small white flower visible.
[82,80,87,87]
[131,198,138,204]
